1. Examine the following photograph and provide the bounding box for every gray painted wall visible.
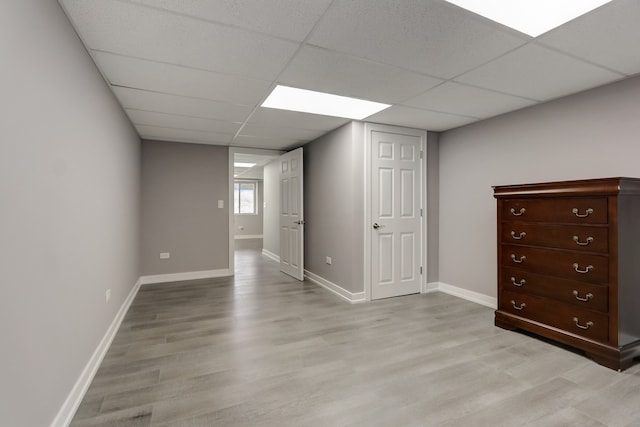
[350,122,366,294]
[304,122,364,294]
[426,132,439,284]
[262,159,281,257]
[140,140,229,275]
[0,2,141,425]
[234,180,264,237]
[438,74,640,299]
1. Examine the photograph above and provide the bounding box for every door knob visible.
[293,220,305,225]
[373,223,384,229]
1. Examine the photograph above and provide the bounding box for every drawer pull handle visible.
[572,207,594,218]
[511,300,526,310]
[573,236,594,246]
[511,254,526,264]
[511,231,526,240]
[510,207,526,216]
[510,277,526,287]
[573,317,594,330]
[573,290,594,302]
[573,263,593,274]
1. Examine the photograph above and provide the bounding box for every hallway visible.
[71,250,640,426]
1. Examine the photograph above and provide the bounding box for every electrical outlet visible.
[326,256,332,265]
[106,289,111,303]
[160,252,170,259]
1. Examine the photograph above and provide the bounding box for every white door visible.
[370,128,423,299]
[279,148,304,280]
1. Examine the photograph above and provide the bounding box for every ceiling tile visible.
[129,0,333,42]
[279,46,443,104]
[93,52,272,106]
[126,109,241,135]
[367,105,478,132]
[136,125,233,145]
[249,108,350,132]
[239,123,326,142]
[234,168,265,180]
[231,135,301,150]
[60,0,298,80]
[537,0,640,75]
[456,43,623,101]
[404,82,537,118]
[112,87,252,122]
[234,153,280,165]
[308,0,527,79]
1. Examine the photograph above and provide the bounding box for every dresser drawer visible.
[501,245,608,283]
[501,290,609,342]
[502,197,608,224]
[500,223,608,253]
[501,267,608,312]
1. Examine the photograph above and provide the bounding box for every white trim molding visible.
[139,268,232,285]
[261,249,280,263]
[51,278,142,427]
[424,281,497,309]
[234,234,264,240]
[304,270,366,304]
[423,281,440,293]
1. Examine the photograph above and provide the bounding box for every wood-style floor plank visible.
[71,248,640,426]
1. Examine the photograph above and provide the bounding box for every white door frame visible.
[363,123,427,301]
[228,147,284,274]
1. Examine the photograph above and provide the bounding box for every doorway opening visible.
[228,148,281,275]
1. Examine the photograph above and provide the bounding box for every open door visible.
[279,148,304,280]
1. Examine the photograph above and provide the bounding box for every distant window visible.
[234,181,257,214]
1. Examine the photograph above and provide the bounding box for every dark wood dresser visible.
[493,177,640,371]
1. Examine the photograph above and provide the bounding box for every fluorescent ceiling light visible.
[234,162,256,168]
[444,0,612,37]
[261,85,390,120]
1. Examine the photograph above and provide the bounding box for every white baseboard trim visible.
[261,249,280,263]
[51,278,142,427]
[139,269,232,285]
[234,234,263,240]
[423,281,440,293]
[426,281,497,309]
[304,270,366,304]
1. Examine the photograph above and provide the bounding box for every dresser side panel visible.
[496,199,505,308]
[617,193,640,346]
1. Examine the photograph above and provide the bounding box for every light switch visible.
[218,200,224,208]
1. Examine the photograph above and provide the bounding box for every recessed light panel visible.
[234,162,256,168]
[444,0,612,37]
[261,85,390,120]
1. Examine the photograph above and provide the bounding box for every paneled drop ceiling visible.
[59,0,640,151]
[234,152,281,180]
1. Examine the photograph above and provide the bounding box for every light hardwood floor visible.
[71,248,640,426]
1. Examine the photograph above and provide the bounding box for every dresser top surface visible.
[493,177,640,198]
